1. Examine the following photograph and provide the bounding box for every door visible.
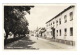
[53,28,55,39]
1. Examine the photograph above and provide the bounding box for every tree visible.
[39,28,46,37]
[4,6,34,40]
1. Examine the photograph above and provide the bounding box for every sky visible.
[25,4,71,30]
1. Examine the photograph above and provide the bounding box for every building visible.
[46,5,76,45]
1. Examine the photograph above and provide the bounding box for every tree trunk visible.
[5,32,8,41]
[14,34,16,38]
[18,34,20,37]
[4,32,9,45]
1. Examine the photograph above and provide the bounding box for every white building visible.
[46,5,76,45]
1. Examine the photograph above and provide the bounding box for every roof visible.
[46,5,75,24]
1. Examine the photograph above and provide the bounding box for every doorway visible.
[51,27,55,39]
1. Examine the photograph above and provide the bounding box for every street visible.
[4,36,74,50]
[4,5,75,50]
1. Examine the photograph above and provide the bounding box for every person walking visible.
[36,34,38,40]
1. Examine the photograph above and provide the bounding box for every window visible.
[47,24,48,27]
[64,28,67,36]
[59,29,61,36]
[53,22,55,27]
[64,15,67,23]
[51,23,53,27]
[70,12,73,21]
[51,23,52,25]
[53,22,54,24]
[59,18,61,25]
[70,27,73,36]
[56,20,58,26]
[57,30,58,36]
[49,23,50,26]
[51,31,53,35]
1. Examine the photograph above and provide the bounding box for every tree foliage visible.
[4,6,34,39]
[39,28,46,36]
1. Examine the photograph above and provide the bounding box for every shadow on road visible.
[4,37,38,50]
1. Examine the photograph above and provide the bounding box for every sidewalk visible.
[39,37,76,49]
[4,37,37,49]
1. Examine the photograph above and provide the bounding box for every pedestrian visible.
[37,37,38,40]
[37,34,38,40]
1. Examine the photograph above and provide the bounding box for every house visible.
[46,5,76,46]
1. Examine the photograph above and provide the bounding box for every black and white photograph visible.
[4,4,76,50]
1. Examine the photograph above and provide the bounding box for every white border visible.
[0,0,80,55]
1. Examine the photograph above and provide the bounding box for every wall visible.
[46,6,76,44]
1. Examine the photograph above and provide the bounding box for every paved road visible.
[29,36,63,49]
[4,36,74,50]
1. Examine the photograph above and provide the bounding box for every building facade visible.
[46,5,76,45]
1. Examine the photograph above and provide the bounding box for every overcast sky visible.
[25,4,71,30]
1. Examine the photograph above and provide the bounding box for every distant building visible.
[46,5,76,45]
